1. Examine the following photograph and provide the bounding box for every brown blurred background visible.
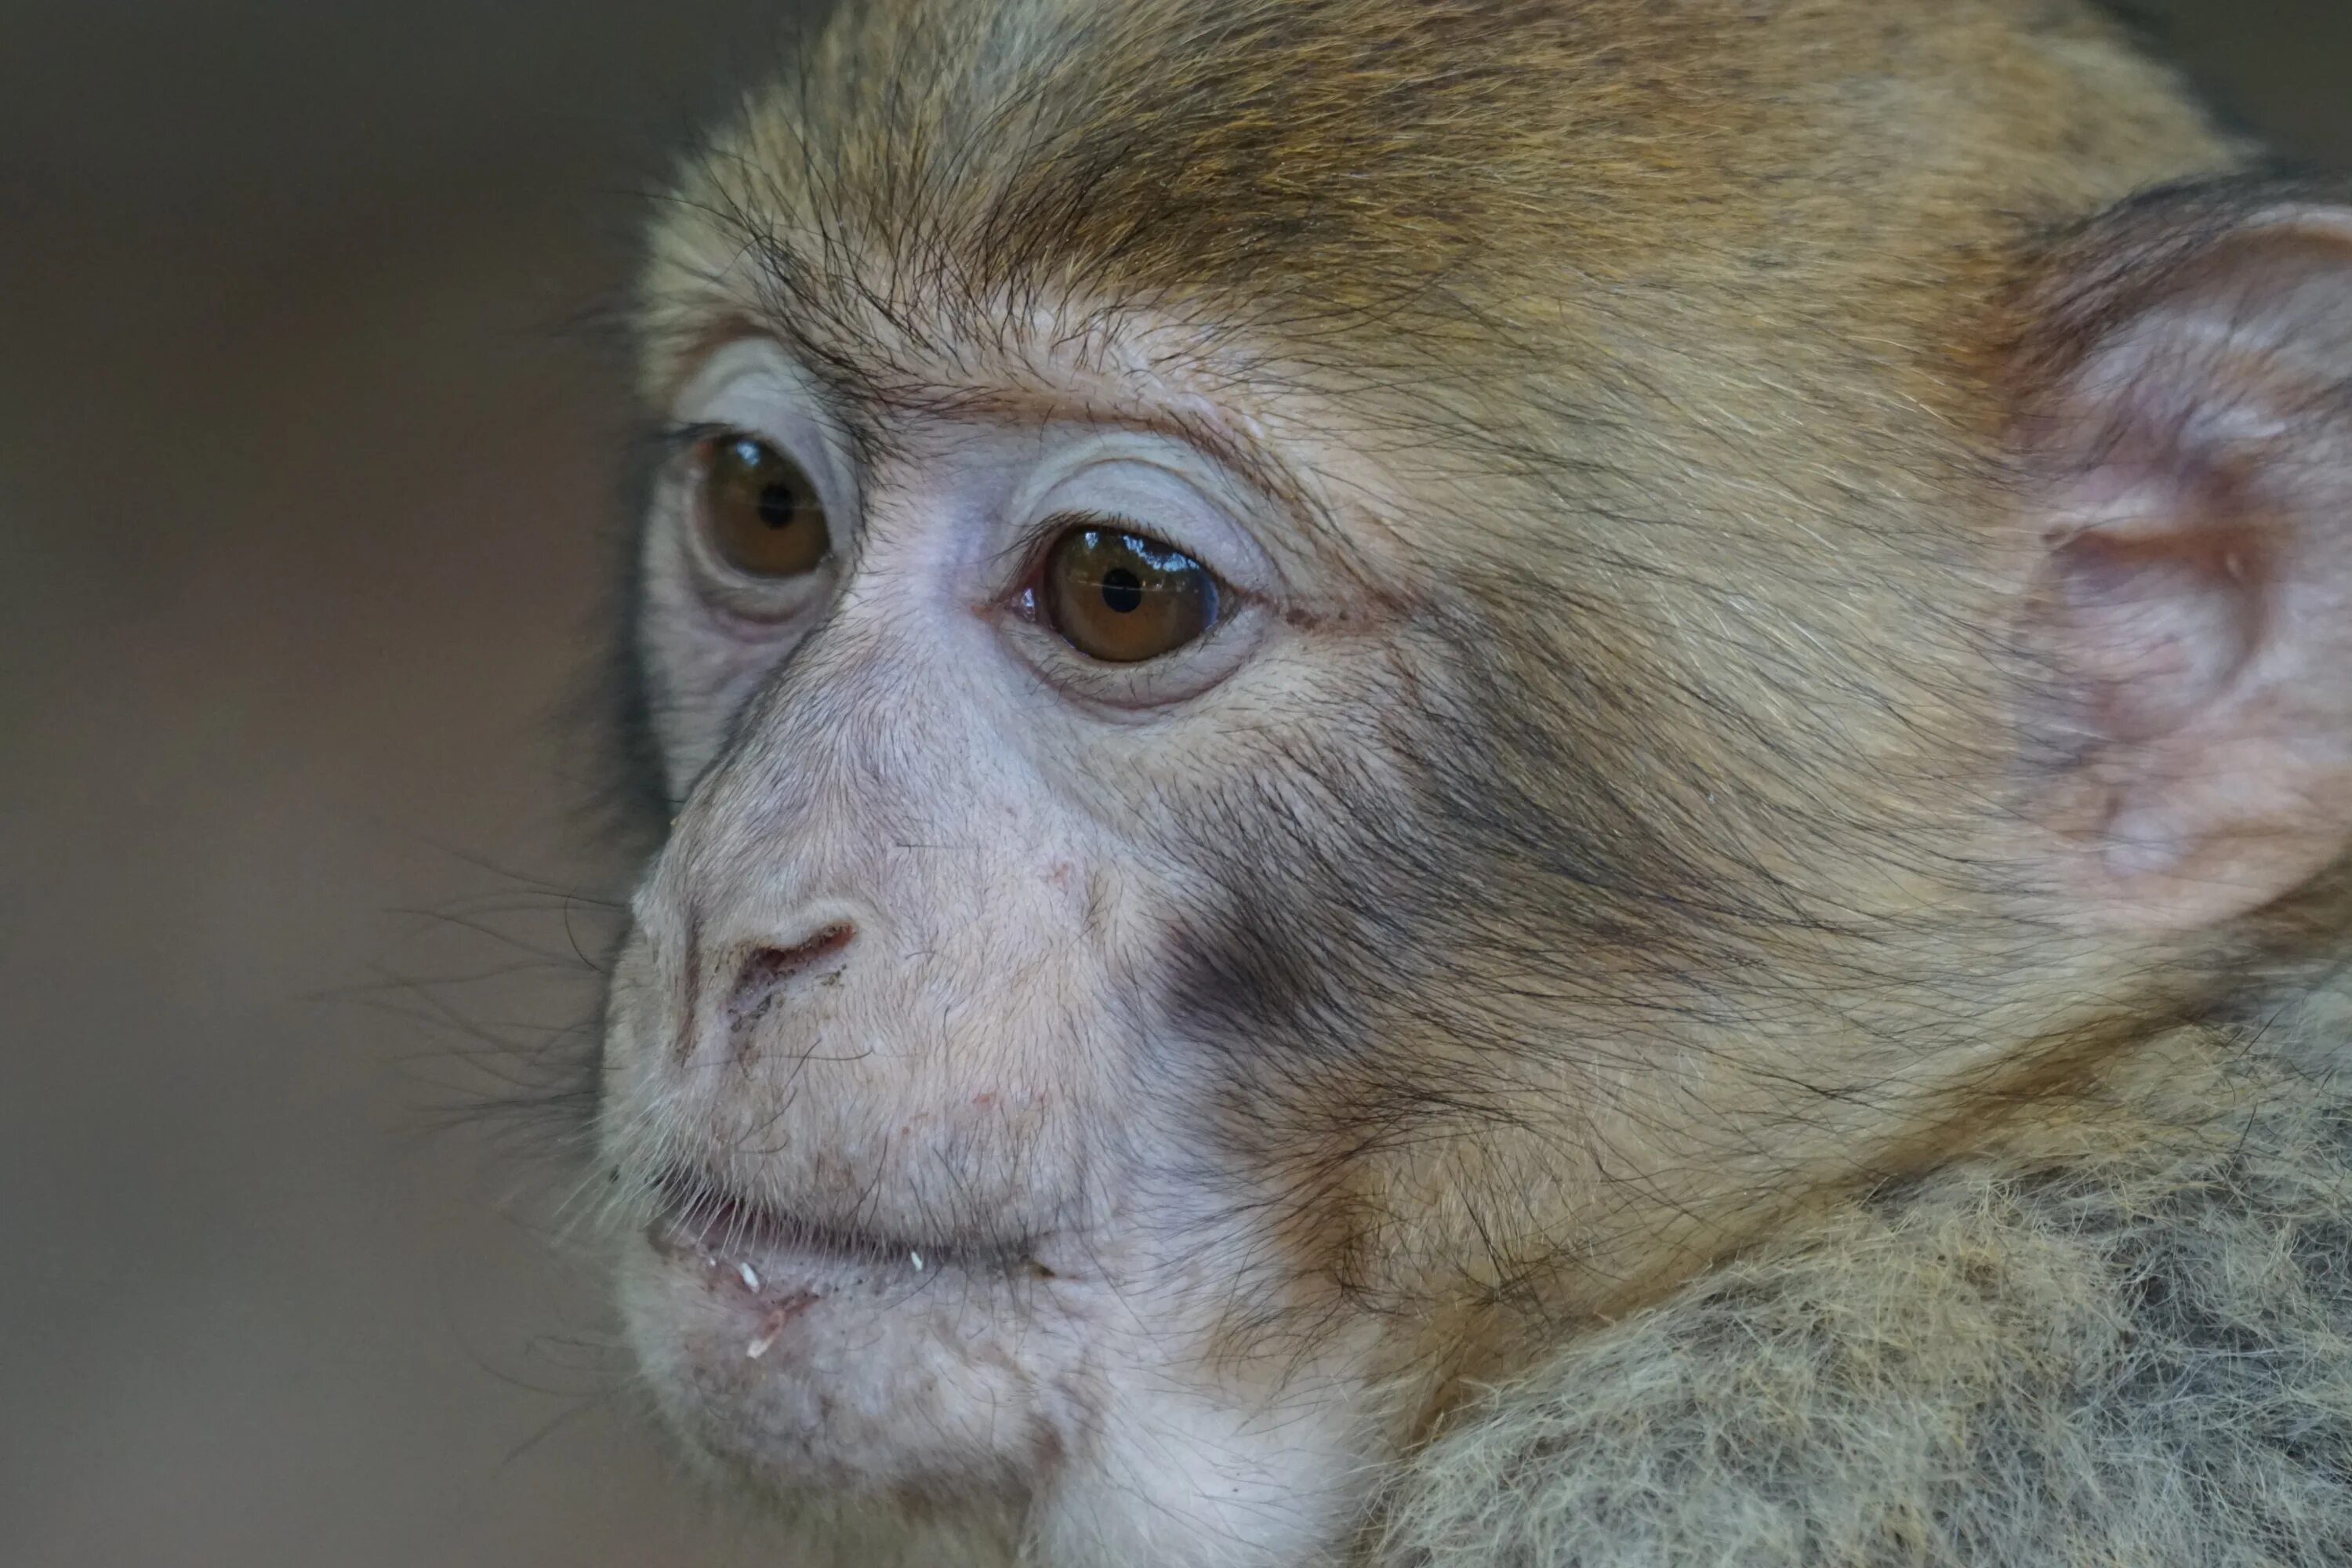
[1,4,2345,1565]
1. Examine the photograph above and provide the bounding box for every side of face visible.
[593,2,2352,1562]
[609,328,1443,1553]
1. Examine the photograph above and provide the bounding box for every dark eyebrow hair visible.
[647,210,1355,547]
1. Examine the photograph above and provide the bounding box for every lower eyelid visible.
[1000,594,1260,712]
[684,553,836,637]
[704,601,817,644]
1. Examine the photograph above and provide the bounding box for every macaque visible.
[590,1,2352,1562]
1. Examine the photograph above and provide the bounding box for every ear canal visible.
[2024,194,2352,930]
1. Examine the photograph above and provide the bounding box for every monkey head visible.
[591,2,2352,1561]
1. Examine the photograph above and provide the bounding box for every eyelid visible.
[999,568,1261,714]
[655,419,733,463]
[1006,443,1279,601]
[660,397,845,627]
[667,343,856,513]
[994,509,1250,622]
[996,507,1263,709]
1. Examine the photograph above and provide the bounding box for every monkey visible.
[584,1,2352,1563]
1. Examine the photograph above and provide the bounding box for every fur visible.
[1375,1018,2352,1566]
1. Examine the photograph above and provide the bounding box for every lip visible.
[646,1165,1038,1278]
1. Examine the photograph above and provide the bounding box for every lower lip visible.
[644,1182,977,1358]
[648,1223,939,1358]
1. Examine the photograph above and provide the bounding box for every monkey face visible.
[603,311,2039,1537]
[601,333,1413,1541]
[598,296,2042,1545]
[596,56,2071,1563]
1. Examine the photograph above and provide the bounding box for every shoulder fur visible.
[1376,1022,2352,1566]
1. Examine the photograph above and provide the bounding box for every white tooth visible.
[746,1331,775,1360]
[910,1251,924,1272]
[738,1261,761,1291]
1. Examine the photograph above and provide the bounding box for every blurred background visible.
[1,3,2346,1564]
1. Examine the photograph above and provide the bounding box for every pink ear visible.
[2027,198,2352,929]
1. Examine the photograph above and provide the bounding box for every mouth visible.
[621,1163,1102,1501]
[644,1166,1054,1354]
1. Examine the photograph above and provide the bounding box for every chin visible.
[610,1167,1388,1566]
[615,1169,1104,1510]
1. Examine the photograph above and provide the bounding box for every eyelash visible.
[655,419,729,463]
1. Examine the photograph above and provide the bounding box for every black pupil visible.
[757,482,799,531]
[1100,566,1144,614]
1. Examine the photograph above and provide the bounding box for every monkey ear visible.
[2024,198,2352,929]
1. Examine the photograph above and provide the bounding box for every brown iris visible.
[699,433,829,578]
[1042,524,1218,663]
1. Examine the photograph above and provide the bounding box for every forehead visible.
[637,0,2218,483]
[638,0,1809,397]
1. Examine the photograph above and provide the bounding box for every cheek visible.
[637,543,811,800]
[1133,683,1604,1327]
[597,600,1441,1497]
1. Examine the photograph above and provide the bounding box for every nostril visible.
[725,922,857,1037]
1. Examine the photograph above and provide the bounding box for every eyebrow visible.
[661,215,1341,514]
[652,250,1347,545]
[723,324,1344,546]
[905,385,1329,524]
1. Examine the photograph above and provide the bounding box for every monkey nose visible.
[722,920,858,1044]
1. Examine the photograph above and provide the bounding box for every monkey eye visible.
[1040,524,1220,663]
[695,431,830,579]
